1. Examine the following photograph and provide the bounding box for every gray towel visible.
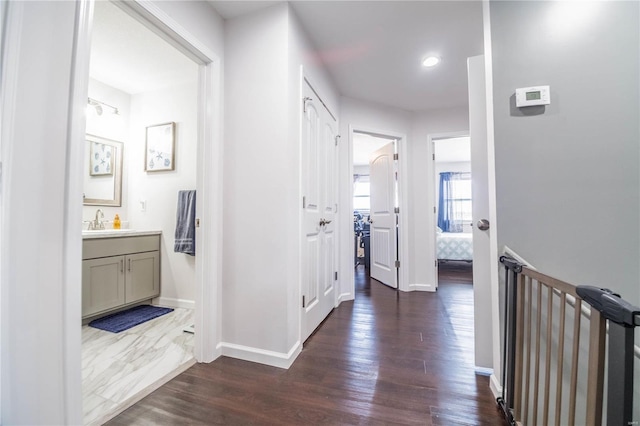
[174,190,196,256]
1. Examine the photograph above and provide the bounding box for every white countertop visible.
[82,229,162,239]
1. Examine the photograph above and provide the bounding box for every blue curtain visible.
[437,172,463,233]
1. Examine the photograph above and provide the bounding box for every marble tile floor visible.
[82,307,195,425]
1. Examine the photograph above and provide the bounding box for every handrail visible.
[498,256,639,426]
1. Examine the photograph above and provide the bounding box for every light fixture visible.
[87,97,119,116]
[422,56,440,68]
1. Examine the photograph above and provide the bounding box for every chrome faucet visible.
[88,209,105,230]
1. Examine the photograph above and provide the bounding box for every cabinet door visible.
[125,251,160,303]
[82,256,126,317]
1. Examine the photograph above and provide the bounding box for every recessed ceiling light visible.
[422,56,440,67]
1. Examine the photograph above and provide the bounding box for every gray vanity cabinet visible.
[82,234,160,319]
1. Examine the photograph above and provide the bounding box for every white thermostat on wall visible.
[515,85,551,107]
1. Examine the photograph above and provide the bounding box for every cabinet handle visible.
[120,259,124,273]
[128,258,131,272]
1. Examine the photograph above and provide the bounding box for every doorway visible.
[432,135,473,290]
[81,2,200,423]
[351,130,405,293]
[75,0,223,423]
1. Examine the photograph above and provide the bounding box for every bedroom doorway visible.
[352,132,398,287]
[433,135,473,290]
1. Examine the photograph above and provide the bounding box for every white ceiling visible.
[90,1,198,95]
[434,136,470,162]
[352,133,395,166]
[210,1,484,112]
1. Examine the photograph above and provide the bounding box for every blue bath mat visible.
[89,305,174,333]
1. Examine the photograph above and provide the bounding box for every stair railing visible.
[498,256,640,426]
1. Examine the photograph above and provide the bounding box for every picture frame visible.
[89,140,114,176]
[145,122,175,172]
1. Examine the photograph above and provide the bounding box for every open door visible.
[369,142,398,288]
[468,55,493,369]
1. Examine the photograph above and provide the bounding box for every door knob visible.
[477,219,490,231]
[319,218,332,226]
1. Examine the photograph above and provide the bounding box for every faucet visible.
[88,209,105,230]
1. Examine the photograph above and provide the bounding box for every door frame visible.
[64,1,222,418]
[345,125,409,296]
[428,130,470,290]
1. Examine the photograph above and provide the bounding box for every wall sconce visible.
[87,97,119,116]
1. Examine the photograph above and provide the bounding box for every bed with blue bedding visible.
[437,232,473,262]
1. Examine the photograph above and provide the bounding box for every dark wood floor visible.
[107,263,504,425]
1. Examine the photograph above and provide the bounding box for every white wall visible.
[128,80,199,307]
[338,99,470,296]
[409,107,469,290]
[1,2,83,423]
[223,3,339,366]
[223,3,294,361]
[84,78,131,223]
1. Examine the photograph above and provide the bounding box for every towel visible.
[174,190,196,256]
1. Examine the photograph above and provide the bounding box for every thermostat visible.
[515,85,550,107]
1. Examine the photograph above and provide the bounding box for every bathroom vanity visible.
[82,230,161,319]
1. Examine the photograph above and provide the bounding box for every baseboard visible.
[337,292,354,304]
[155,297,195,310]
[475,366,493,376]
[219,340,302,369]
[409,283,436,292]
[489,373,502,399]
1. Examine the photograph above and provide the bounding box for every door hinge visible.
[435,260,438,268]
[393,153,399,161]
[434,206,436,214]
[432,153,435,161]
[303,196,306,209]
[302,295,306,308]
[303,96,312,113]
[335,203,338,213]
[334,271,338,281]
[394,207,400,214]
[395,260,400,268]
[196,218,201,228]
[335,135,341,146]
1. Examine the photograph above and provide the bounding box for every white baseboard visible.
[409,283,436,292]
[219,340,302,369]
[337,292,354,304]
[489,373,502,399]
[155,297,195,310]
[475,366,493,376]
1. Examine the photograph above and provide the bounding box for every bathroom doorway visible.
[80,2,215,423]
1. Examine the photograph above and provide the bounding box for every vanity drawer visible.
[83,235,160,259]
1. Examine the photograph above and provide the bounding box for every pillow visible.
[436,226,443,233]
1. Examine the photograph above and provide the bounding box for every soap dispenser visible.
[113,214,121,229]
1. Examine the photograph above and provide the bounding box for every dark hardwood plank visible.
[106,264,505,425]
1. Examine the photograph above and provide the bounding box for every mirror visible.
[83,134,123,206]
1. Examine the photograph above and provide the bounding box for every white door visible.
[468,55,493,369]
[302,80,337,342]
[369,142,398,288]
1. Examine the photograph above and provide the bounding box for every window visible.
[353,180,370,211]
[437,172,472,233]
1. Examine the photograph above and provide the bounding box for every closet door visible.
[301,79,337,342]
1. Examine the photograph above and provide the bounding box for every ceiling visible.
[90,1,198,95]
[434,136,471,163]
[211,1,484,111]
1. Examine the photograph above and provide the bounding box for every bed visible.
[437,232,473,262]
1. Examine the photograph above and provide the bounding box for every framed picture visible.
[145,122,175,172]
[90,141,114,176]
